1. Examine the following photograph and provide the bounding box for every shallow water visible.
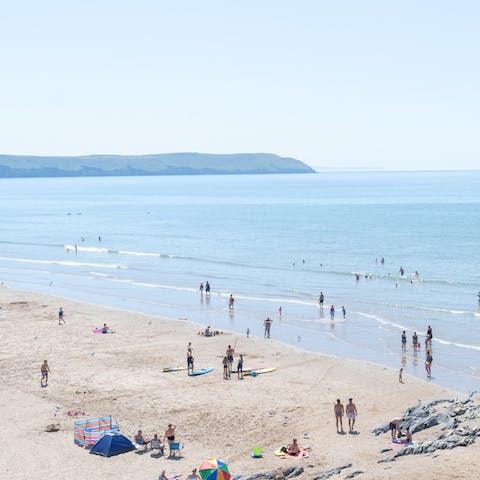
[1,171,479,392]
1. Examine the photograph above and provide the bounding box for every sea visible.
[1,171,479,393]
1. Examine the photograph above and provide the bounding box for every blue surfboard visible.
[189,367,213,376]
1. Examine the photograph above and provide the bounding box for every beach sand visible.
[0,284,478,480]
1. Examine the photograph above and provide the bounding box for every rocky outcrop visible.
[374,396,480,462]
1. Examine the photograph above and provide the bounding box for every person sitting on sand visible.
[286,438,300,455]
[101,323,110,333]
[150,433,165,454]
[159,471,168,480]
[135,430,150,450]
[186,469,201,480]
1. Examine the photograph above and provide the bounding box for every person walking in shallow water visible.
[264,317,272,338]
[330,305,335,321]
[401,331,407,351]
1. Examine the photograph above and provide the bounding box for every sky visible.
[0,1,479,170]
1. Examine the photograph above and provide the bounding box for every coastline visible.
[1,284,479,479]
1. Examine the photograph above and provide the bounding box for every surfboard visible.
[163,366,187,372]
[247,367,276,376]
[229,367,257,374]
[189,367,213,376]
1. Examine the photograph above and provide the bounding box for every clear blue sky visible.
[1,1,478,170]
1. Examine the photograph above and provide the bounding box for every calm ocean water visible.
[1,171,479,392]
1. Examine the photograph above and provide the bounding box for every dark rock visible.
[285,467,304,479]
[313,464,352,479]
[344,472,363,479]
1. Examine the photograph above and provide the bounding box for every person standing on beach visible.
[199,283,204,294]
[205,281,211,294]
[334,399,345,433]
[41,360,50,387]
[330,305,335,321]
[278,306,282,317]
[318,292,324,307]
[226,344,235,373]
[228,295,235,309]
[187,342,192,355]
[222,356,230,379]
[401,331,407,351]
[264,317,272,338]
[237,354,244,380]
[187,351,194,375]
[58,307,65,325]
[246,328,250,338]
[341,306,346,319]
[399,368,404,383]
[345,398,358,433]
[163,423,177,456]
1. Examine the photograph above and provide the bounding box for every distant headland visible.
[0,153,315,178]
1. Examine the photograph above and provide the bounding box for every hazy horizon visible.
[1,1,479,170]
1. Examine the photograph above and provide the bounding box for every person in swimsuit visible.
[345,398,358,433]
[399,367,404,383]
[334,399,345,433]
[330,305,335,320]
[187,351,194,374]
[226,344,234,371]
[286,438,300,455]
[163,424,177,456]
[425,351,433,378]
[236,354,244,380]
[58,307,65,325]
[401,331,407,351]
[427,325,433,339]
[389,417,404,439]
[185,469,201,480]
[41,360,50,387]
[264,317,272,338]
[319,292,324,307]
[101,323,110,333]
[341,306,346,319]
[135,430,150,451]
[199,283,204,294]
[222,356,230,379]
[205,281,210,294]
[412,332,419,348]
[228,295,235,309]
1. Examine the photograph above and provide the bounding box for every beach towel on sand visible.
[274,447,309,458]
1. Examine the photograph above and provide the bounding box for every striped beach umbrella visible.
[199,459,230,480]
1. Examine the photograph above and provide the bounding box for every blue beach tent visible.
[90,433,135,457]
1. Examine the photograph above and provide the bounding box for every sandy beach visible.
[1,284,478,480]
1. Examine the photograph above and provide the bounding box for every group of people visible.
[400,325,434,378]
[222,344,244,380]
[334,398,358,434]
[389,417,412,443]
[135,424,177,456]
[317,293,346,321]
[198,282,211,295]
